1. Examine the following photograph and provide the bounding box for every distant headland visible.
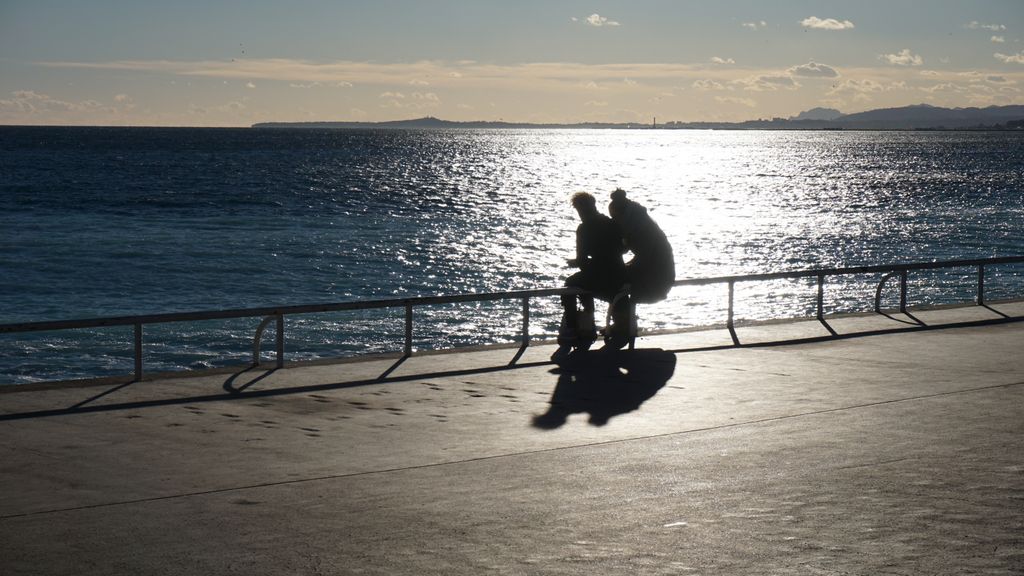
[253,104,1024,131]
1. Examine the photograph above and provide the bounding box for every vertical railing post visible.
[133,323,143,382]
[521,297,530,347]
[816,273,825,321]
[275,314,285,369]
[628,295,637,350]
[727,280,739,346]
[899,270,908,314]
[404,303,413,357]
[977,264,986,305]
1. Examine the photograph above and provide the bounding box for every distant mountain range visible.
[252,104,1024,131]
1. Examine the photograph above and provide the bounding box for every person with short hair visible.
[558,192,628,351]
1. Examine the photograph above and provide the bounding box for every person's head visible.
[608,188,628,219]
[570,192,598,219]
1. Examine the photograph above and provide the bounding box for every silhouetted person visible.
[558,192,628,352]
[608,188,675,304]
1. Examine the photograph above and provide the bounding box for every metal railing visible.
[667,256,1024,345]
[1,256,1022,382]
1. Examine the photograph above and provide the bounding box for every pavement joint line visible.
[3,378,1021,522]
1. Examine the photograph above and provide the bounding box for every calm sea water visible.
[2,126,1023,383]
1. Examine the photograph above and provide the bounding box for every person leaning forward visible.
[608,188,675,304]
[559,192,629,349]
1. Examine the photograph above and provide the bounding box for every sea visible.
[2,126,1023,384]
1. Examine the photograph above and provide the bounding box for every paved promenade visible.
[2,303,1023,575]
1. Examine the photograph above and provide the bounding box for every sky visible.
[1,0,1023,126]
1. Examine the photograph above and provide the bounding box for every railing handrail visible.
[0,287,574,335]
[671,255,1024,287]
[2,255,1023,382]
[2,256,1023,335]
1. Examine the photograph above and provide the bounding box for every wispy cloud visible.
[710,57,735,65]
[991,36,1005,44]
[0,90,105,114]
[584,14,620,27]
[920,83,970,94]
[788,62,840,78]
[829,79,886,94]
[881,49,923,66]
[742,21,766,30]
[36,58,716,89]
[801,16,854,30]
[995,51,1024,64]
[966,21,1006,32]
[692,79,728,91]
[378,90,439,109]
[715,96,756,107]
[735,74,799,91]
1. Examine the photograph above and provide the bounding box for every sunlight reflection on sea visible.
[1,127,1022,382]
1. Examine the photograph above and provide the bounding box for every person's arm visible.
[567,226,585,268]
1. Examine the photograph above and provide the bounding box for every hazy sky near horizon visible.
[2,0,1023,126]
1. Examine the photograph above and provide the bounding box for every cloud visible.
[827,79,889,103]
[829,79,886,95]
[189,100,248,116]
[245,82,256,88]
[881,49,923,66]
[992,36,1006,43]
[788,61,839,78]
[36,58,712,89]
[801,16,854,30]
[735,74,799,91]
[114,94,132,104]
[742,21,767,30]
[408,79,430,86]
[290,81,352,88]
[585,14,620,27]
[986,75,1013,84]
[710,57,735,65]
[692,79,728,91]
[0,90,106,115]
[584,100,608,107]
[966,21,1006,31]
[920,83,970,94]
[714,96,756,107]
[378,90,439,109]
[995,51,1024,64]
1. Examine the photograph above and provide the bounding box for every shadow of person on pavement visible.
[532,348,676,429]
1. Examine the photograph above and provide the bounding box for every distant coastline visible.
[253,104,1024,131]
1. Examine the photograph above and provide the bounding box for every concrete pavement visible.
[1,303,1023,575]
